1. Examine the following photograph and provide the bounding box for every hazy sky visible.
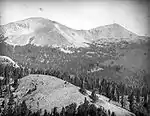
[0,0,150,36]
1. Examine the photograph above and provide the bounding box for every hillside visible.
[89,23,138,40]
[14,74,135,116]
[1,41,149,88]
[0,17,149,88]
[0,17,89,47]
[77,23,148,44]
[0,55,19,68]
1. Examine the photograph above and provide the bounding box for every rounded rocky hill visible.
[14,74,135,116]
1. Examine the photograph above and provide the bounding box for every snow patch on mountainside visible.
[2,22,34,36]
[1,17,147,48]
[54,23,89,47]
[87,67,104,73]
[0,55,19,68]
[59,48,74,54]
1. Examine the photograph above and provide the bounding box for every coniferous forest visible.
[0,16,150,115]
[0,63,150,116]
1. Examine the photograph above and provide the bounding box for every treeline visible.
[0,63,150,116]
[0,64,114,116]
[22,65,150,116]
[0,96,117,116]
[0,91,114,116]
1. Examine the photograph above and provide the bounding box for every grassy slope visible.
[15,74,135,116]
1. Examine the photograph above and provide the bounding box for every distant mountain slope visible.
[89,23,137,39]
[0,17,148,47]
[77,23,148,43]
[0,17,89,47]
[15,74,135,116]
[0,40,149,87]
[0,17,149,88]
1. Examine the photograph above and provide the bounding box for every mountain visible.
[14,74,135,116]
[0,18,149,116]
[89,23,137,39]
[0,17,89,47]
[0,17,147,48]
[0,17,149,88]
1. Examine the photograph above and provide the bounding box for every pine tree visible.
[116,88,120,103]
[147,94,150,114]
[52,107,59,116]
[88,104,97,116]
[60,107,65,116]
[111,112,116,116]
[100,78,107,96]
[7,104,13,116]
[91,89,98,102]
[84,97,89,106]
[106,84,110,98]
[99,85,102,95]
[79,79,86,95]
[128,91,134,112]
[13,78,18,89]
[8,93,14,106]
[108,109,111,116]
[121,94,124,108]
[0,79,2,97]
[113,87,118,102]
[101,78,106,89]
[135,88,140,103]
[96,78,100,88]
[20,100,28,116]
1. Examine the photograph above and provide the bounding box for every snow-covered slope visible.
[0,17,147,48]
[15,74,135,116]
[77,23,148,44]
[0,17,89,47]
[90,23,138,39]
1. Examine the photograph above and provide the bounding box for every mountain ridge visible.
[0,17,147,47]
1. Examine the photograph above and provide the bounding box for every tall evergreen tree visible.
[90,89,98,102]
[7,93,14,106]
[111,112,116,116]
[128,91,134,112]
[60,107,65,116]
[0,79,2,97]
[99,85,102,95]
[79,79,86,95]
[121,94,124,108]
[20,100,28,116]
[135,88,140,103]
[113,87,118,101]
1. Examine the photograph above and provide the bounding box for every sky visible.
[0,0,150,36]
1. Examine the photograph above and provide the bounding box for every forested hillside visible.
[0,59,150,116]
[0,18,150,116]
